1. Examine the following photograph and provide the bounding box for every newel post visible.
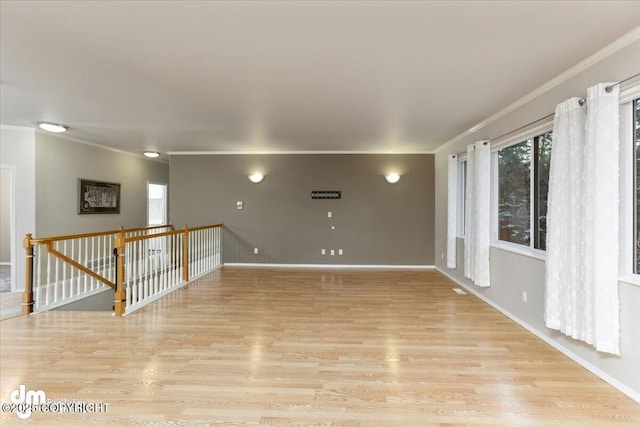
[182,225,189,283]
[114,230,126,316]
[22,234,34,315]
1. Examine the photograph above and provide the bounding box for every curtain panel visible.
[464,141,491,287]
[544,83,620,355]
[447,154,458,269]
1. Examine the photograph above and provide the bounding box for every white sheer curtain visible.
[545,83,620,355]
[464,145,475,280]
[447,154,458,269]
[464,141,491,287]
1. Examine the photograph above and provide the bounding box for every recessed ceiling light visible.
[143,151,160,158]
[38,122,67,133]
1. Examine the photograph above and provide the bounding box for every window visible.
[498,140,531,245]
[534,132,552,250]
[497,131,552,250]
[634,98,639,274]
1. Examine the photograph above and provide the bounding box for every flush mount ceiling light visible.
[385,172,401,184]
[38,122,67,133]
[248,173,264,183]
[143,151,160,158]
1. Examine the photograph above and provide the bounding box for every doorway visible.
[147,182,168,226]
[0,166,15,292]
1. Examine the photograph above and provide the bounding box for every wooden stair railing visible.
[117,223,223,316]
[22,224,174,315]
[23,223,224,316]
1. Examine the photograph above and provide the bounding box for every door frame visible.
[1,165,17,291]
[147,181,168,226]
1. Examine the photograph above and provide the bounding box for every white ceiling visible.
[2,1,640,159]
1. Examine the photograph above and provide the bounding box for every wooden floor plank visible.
[1,267,638,426]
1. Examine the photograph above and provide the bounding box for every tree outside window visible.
[498,140,531,246]
[498,131,552,250]
[634,98,639,274]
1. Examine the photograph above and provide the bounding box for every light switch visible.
[236,201,244,210]
[327,211,332,218]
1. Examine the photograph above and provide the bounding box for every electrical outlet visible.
[338,249,343,255]
[236,201,244,210]
[254,247,259,254]
[328,211,332,218]
[330,250,335,256]
[522,291,528,303]
[321,249,326,255]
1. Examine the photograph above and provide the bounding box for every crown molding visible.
[436,25,640,154]
[0,124,36,132]
[35,130,169,164]
[168,150,434,156]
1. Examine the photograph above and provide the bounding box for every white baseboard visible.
[223,263,435,270]
[436,266,640,404]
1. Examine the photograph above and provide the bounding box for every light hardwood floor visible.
[1,268,638,426]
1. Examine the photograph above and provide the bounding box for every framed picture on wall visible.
[78,179,121,214]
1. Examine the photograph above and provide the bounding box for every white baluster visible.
[35,245,42,309]
[62,240,67,300]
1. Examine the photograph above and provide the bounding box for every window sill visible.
[619,275,640,288]
[490,241,546,261]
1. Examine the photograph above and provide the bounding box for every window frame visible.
[619,85,640,287]
[490,121,553,260]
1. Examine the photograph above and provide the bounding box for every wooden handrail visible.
[124,224,222,243]
[187,223,224,232]
[31,229,121,245]
[46,243,116,289]
[122,224,174,233]
[29,224,174,245]
[124,228,185,243]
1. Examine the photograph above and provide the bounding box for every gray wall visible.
[53,288,113,311]
[0,126,36,292]
[36,133,170,236]
[434,39,640,398]
[171,154,434,265]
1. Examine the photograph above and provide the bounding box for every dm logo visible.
[10,384,46,419]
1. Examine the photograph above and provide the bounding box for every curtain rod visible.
[488,71,640,143]
[605,71,640,92]
[489,113,555,143]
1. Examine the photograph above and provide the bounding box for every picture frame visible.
[78,179,121,214]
